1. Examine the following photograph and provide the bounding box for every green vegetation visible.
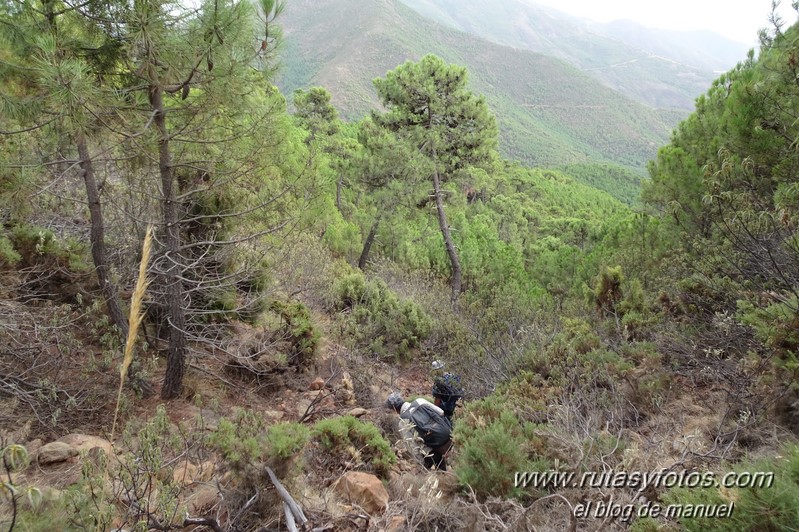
[454,397,547,499]
[331,269,432,359]
[3,0,799,529]
[269,300,321,369]
[660,445,799,531]
[276,0,674,171]
[312,415,397,477]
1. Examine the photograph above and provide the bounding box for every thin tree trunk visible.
[76,134,129,339]
[336,173,344,214]
[151,85,187,400]
[430,145,461,304]
[358,215,380,270]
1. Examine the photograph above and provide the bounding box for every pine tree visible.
[372,54,497,303]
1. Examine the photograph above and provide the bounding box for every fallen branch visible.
[283,501,299,532]
[265,466,308,527]
[182,516,224,532]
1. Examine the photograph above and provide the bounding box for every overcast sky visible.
[531,0,798,45]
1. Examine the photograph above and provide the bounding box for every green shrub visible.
[312,415,396,477]
[208,409,267,471]
[330,270,432,360]
[594,265,624,314]
[661,445,799,531]
[738,296,799,363]
[9,224,90,272]
[453,397,547,499]
[270,300,320,369]
[266,422,311,459]
[0,233,21,266]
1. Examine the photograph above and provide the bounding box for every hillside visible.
[397,0,749,110]
[6,0,799,529]
[277,0,676,170]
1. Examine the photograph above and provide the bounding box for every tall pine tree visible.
[372,54,497,303]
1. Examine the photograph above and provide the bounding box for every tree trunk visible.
[151,86,187,400]
[336,173,344,214]
[76,134,129,339]
[358,215,380,270]
[430,145,461,304]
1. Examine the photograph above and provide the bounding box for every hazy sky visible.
[531,0,798,45]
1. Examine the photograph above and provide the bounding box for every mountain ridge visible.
[277,0,678,170]
[397,0,749,110]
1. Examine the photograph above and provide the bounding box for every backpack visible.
[407,402,452,449]
[433,373,464,419]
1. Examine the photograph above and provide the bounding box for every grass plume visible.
[101,225,153,524]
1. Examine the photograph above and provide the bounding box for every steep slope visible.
[590,20,751,72]
[397,0,748,110]
[277,0,675,169]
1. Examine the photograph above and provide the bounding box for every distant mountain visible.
[397,0,750,110]
[589,20,751,73]
[277,0,676,170]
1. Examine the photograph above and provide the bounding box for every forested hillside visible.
[1,0,799,530]
[398,0,748,109]
[276,0,675,172]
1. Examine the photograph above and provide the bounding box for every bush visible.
[8,224,90,272]
[453,397,547,499]
[0,233,20,266]
[269,300,320,369]
[331,270,432,360]
[660,445,799,531]
[312,415,396,477]
[209,409,268,472]
[594,265,624,315]
[266,422,311,460]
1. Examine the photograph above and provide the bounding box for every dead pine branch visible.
[266,466,309,529]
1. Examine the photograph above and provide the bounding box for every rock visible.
[26,438,43,457]
[347,408,368,418]
[37,442,78,465]
[186,485,220,514]
[309,377,325,391]
[172,462,200,486]
[334,471,389,515]
[57,433,114,457]
[263,410,285,421]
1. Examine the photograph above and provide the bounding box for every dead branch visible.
[265,466,308,527]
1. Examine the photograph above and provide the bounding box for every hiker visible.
[432,373,464,420]
[386,392,452,471]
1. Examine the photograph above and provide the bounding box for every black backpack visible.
[433,373,464,419]
[407,402,452,449]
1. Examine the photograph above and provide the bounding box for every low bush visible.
[659,444,799,531]
[266,422,311,460]
[9,224,90,272]
[0,233,20,266]
[209,409,268,472]
[453,397,547,500]
[330,269,431,360]
[269,300,320,369]
[312,415,396,477]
